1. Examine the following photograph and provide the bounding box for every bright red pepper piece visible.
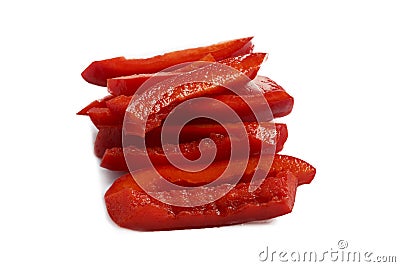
[123,76,292,134]
[82,37,254,86]
[103,153,316,187]
[94,126,122,158]
[107,53,217,96]
[209,76,294,120]
[76,95,115,115]
[101,153,315,187]
[125,53,266,136]
[90,121,283,159]
[79,75,293,130]
[100,123,288,172]
[268,154,316,185]
[92,121,286,150]
[105,95,131,118]
[126,156,270,187]
[104,170,297,231]
[99,147,127,171]
[146,121,288,147]
[87,107,122,129]
[165,76,294,123]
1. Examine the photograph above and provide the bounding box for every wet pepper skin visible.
[125,53,267,136]
[102,154,315,187]
[76,95,114,115]
[82,37,253,86]
[106,53,217,96]
[82,75,294,130]
[99,123,288,171]
[94,126,122,158]
[104,171,297,231]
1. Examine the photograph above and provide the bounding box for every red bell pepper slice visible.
[100,123,288,172]
[267,154,316,185]
[79,75,293,130]
[102,151,315,187]
[123,156,270,187]
[92,121,287,155]
[99,147,127,171]
[104,170,297,231]
[105,95,131,118]
[94,126,122,158]
[177,76,294,123]
[76,94,115,115]
[107,53,217,96]
[84,96,130,128]
[124,53,266,136]
[82,37,254,86]
[87,107,122,129]
[146,121,288,147]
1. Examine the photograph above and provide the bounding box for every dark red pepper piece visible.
[125,53,267,136]
[94,126,122,158]
[104,153,316,186]
[100,122,288,171]
[209,76,294,120]
[79,75,293,130]
[76,95,115,115]
[104,170,297,231]
[107,53,217,96]
[268,154,316,185]
[87,107,122,129]
[82,37,253,86]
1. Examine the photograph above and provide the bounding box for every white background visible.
[1,0,399,266]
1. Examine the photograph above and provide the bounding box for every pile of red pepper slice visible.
[78,37,316,231]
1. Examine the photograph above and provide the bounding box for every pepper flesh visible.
[82,37,254,86]
[101,153,315,187]
[267,154,316,185]
[125,53,267,136]
[80,75,293,129]
[94,122,286,155]
[104,170,297,231]
[99,123,288,171]
[83,76,293,132]
[107,53,217,96]
[179,76,294,122]
[94,126,122,158]
[87,107,122,129]
[76,95,114,115]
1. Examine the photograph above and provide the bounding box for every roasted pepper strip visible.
[84,96,130,128]
[267,154,316,185]
[82,37,253,86]
[107,53,217,96]
[104,170,297,231]
[80,75,293,130]
[100,123,288,171]
[124,156,268,187]
[92,121,287,152]
[94,126,122,158]
[125,53,267,136]
[101,153,315,187]
[168,76,294,123]
[208,76,294,120]
[76,95,115,115]
[146,121,288,146]
[87,107,122,128]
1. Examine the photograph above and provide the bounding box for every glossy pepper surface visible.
[105,170,297,231]
[82,37,253,86]
[101,153,315,187]
[100,123,288,171]
[106,53,217,96]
